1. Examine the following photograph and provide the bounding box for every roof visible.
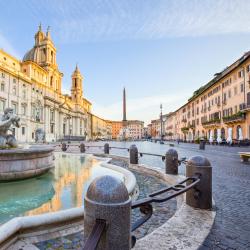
[23,47,37,62]
[188,51,250,102]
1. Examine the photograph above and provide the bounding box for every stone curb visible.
[0,153,137,249]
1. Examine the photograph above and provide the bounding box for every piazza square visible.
[0,1,249,250]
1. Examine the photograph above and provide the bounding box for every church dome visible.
[23,47,37,62]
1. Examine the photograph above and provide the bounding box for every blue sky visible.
[1,0,250,124]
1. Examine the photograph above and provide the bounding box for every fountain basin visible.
[0,146,54,181]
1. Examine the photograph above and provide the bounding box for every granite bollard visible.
[165,148,179,175]
[129,144,138,164]
[79,143,85,153]
[199,139,206,150]
[61,142,67,152]
[186,156,212,209]
[84,175,131,250]
[104,143,109,154]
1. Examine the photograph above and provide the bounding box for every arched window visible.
[237,125,242,139]
[221,128,225,139]
[214,129,217,140]
[1,82,5,92]
[50,76,53,87]
[51,51,54,63]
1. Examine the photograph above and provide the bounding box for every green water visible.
[0,153,123,224]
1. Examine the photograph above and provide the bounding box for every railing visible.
[83,219,106,250]
[222,112,246,123]
[131,175,200,235]
[82,150,212,249]
[57,143,188,174]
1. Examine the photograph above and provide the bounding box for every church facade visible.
[0,25,92,142]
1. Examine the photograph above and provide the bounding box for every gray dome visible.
[23,47,36,62]
[86,175,129,203]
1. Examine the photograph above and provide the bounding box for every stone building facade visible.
[110,121,123,139]
[0,26,92,142]
[160,51,250,142]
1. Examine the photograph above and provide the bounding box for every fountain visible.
[0,108,54,181]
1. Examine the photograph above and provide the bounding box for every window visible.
[22,127,25,135]
[228,89,231,98]
[31,105,36,119]
[0,99,5,112]
[21,105,26,115]
[12,103,17,114]
[241,83,244,93]
[13,86,16,95]
[1,73,5,78]
[51,51,54,63]
[50,110,54,122]
[50,124,54,133]
[234,86,237,95]
[247,65,250,72]
[22,90,26,99]
[13,78,16,83]
[238,70,244,78]
[224,93,227,101]
[1,82,4,92]
[50,76,53,87]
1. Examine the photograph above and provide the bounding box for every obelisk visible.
[122,87,127,140]
[123,87,127,122]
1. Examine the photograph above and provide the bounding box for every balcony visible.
[181,127,189,133]
[202,118,221,128]
[222,112,246,124]
[181,119,187,123]
[188,124,195,130]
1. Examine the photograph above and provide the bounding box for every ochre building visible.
[162,51,250,142]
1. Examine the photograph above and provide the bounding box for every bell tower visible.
[71,64,83,103]
[35,23,44,45]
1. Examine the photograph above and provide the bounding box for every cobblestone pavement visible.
[55,141,250,249]
[35,157,176,249]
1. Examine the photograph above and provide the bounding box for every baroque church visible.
[0,25,92,142]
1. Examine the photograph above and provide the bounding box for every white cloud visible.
[41,0,250,43]
[92,93,189,125]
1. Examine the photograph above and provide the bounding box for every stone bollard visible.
[199,139,206,150]
[84,175,131,250]
[165,149,179,175]
[186,156,212,209]
[61,142,67,152]
[129,144,138,164]
[79,143,85,153]
[104,143,109,154]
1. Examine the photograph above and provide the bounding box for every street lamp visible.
[160,104,164,144]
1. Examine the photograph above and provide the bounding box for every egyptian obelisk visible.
[123,87,127,122]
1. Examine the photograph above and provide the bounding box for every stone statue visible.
[35,128,45,143]
[0,108,20,148]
